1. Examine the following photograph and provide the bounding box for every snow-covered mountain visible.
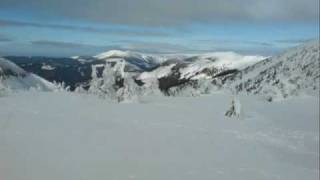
[0,57,55,91]
[94,50,164,72]
[94,41,318,99]
[87,50,265,98]
[225,40,320,100]
[136,52,264,93]
[3,41,318,100]
[3,50,264,96]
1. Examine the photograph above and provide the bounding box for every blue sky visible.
[0,0,319,57]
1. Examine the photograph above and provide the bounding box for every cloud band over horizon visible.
[0,0,318,56]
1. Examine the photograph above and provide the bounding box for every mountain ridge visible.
[1,41,318,101]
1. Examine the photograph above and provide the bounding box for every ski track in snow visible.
[0,91,318,180]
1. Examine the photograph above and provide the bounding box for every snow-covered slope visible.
[0,91,318,180]
[226,41,320,100]
[0,57,55,91]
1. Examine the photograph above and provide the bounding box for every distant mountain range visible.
[1,40,319,100]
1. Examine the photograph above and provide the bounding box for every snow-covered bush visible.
[74,84,87,94]
[52,81,71,92]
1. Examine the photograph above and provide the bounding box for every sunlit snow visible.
[0,91,318,180]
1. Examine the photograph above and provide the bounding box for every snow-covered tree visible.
[141,79,162,96]
[225,97,241,118]
[89,60,143,102]
[88,64,105,96]
[116,74,141,102]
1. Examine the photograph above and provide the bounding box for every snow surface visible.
[0,91,318,180]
